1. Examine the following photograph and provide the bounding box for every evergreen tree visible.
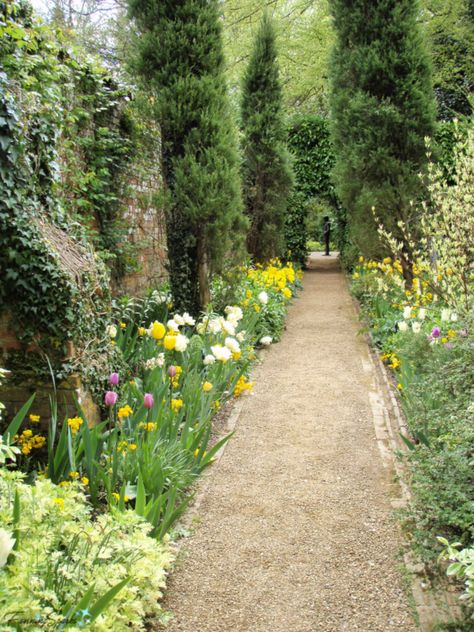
[330,0,436,266]
[127,0,247,314]
[241,12,293,263]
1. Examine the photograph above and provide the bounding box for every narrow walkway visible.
[161,254,416,632]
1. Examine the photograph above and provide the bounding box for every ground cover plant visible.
[0,260,301,630]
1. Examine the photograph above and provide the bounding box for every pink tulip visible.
[144,393,154,409]
[168,365,177,378]
[109,372,119,386]
[104,391,118,406]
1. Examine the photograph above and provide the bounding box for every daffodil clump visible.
[0,470,173,631]
[351,254,474,613]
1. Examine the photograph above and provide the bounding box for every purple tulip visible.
[144,393,154,409]
[109,372,119,386]
[168,365,177,378]
[104,391,118,406]
[431,326,441,338]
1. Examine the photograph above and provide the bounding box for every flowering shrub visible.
[0,469,173,631]
[351,256,474,622]
[376,124,474,313]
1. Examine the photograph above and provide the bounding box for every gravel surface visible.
[159,253,417,632]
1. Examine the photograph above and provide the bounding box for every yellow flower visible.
[254,304,261,313]
[118,405,133,419]
[59,481,71,488]
[164,334,177,350]
[81,476,89,486]
[194,448,207,459]
[234,375,255,397]
[383,257,392,264]
[120,322,127,330]
[232,351,241,361]
[67,416,83,435]
[282,287,292,299]
[212,400,220,412]
[129,443,137,451]
[112,492,120,501]
[140,422,157,432]
[359,256,364,263]
[171,399,183,413]
[150,321,166,340]
[29,414,40,424]
[441,337,448,344]
[246,289,253,298]
[397,383,403,391]
[202,382,213,392]
[53,498,65,510]
[69,471,79,479]
[138,326,146,336]
[447,329,456,339]
[117,440,129,453]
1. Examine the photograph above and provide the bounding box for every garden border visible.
[349,278,464,631]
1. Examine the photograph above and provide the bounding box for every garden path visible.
[160,253,417,632]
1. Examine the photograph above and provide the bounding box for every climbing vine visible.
[0,0,138,387]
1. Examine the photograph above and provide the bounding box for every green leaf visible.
[88,577,130,621]
[4,394,35,441]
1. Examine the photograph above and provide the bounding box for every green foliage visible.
[241,12,293,263]
[438,538,474,619]
[286,115,336,264]
[223,0,335,116]
[330,0,437,262]
[351,258,474,624]
[379,124,474,313]
[128,0,247,314]
[0,0,144,389]
[422,0,474,119]
[0,470,173,630]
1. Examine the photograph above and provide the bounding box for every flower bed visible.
[0,260,302,630]
[351,257,474,623]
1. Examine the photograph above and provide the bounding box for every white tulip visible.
[0,529,15,568]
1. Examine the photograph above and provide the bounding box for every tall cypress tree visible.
[241,12,293,263]
[330,0,436,265]
[127,0,247,314]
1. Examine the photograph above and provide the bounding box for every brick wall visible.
[118,177,169,296]
[0,374,100,431]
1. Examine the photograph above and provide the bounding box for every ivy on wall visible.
[0,0,139,390]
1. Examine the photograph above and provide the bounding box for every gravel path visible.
[160,253,417,632]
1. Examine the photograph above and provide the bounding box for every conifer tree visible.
[330,0,436,265]
[241,12,293,263]
[127,0,247,313]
